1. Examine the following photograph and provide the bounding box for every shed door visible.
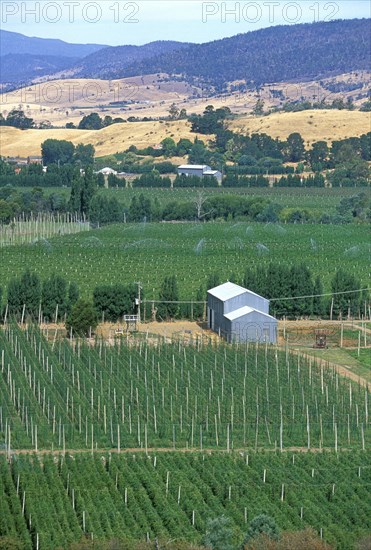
[209,308,214,329]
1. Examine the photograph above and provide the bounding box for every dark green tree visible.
[207,272,221,290]
[41,139,75,165]
[161,137,177,157]
[0,200,15,224]
[193,285,205,319]
[176,138,193,156]
[68,175,83,213]
[20,270,41,318]
[66,299,98,336]
[204,516,234,550]
[41,274,67,322]
[129,194,152,222]
[265,264,291,317]
[308,141,329,170]
[243,268,260,293]
[5,109,34,129]
[67,282,79,314]
[243,514,279,545]
[360,98,371,112]
[7,278,23,318]
[0,158,14,175]
[157,275,179,319]
[331,269,362,318]
[284,133,305,162]
[188,138,210,164]
[312,276,326,317]
[8,270,41,319]
[97,173,105,188]
[78,113,103,130]
[74,143,95,166]
[80,167,97,216]
[289,264,313,317]
[93,284,136,321]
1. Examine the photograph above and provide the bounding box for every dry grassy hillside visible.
[1,108,369,158]
[229,110,371,146]
[0,120,211,157]
[0,75,196,126]
[2,72,369,126]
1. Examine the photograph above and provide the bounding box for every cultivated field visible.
[1,324,369,452]
[1,451,370,549]
[0,222,367,301]
[0,323,370,549]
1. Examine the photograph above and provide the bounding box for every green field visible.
[0,221,368,301]
[1,325,369,451]
[1,451,370,550]
[1,322,370,550]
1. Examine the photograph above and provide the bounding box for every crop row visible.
[1,451,370,549]
[0,325,369,451]
[0,222,368,299]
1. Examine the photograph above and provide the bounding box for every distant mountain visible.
[69,41,191,78]
[0,30,107,58]
[0,32,189,88]
[1,20,370,92]
[0,54,79,84]
[81,19,369,88]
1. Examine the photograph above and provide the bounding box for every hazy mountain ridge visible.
[1,19,370,91]
[0,32,190,88]
[0,54,80,84]
[72,41,191,78]
[114,19,371,88]
[0,29,107,58]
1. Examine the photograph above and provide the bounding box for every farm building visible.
[177,164,222,184]
[27,156,43,165]
[207,282,277,343]
[96,167,118,176]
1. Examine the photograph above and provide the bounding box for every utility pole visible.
[135,282,142,323]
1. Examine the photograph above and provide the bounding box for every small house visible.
[27,156,43,165]
[207,282,277,343]
[177,164,222,184]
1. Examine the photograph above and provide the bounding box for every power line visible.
[270,288,370,302]
[142,288,370,305]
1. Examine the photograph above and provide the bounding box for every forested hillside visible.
[111,19,370,87]
[73,41,190,78]
[0,54,79,83]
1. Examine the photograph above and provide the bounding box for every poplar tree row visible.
[1,270,79,321]
[0,265,367,324]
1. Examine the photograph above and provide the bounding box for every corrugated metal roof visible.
[178,165,210,170]
[224,306,276,321]
[224,306,254,320]
[207,282,247,301]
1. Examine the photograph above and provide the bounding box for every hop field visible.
[1,325,369,452]
[1,451,370,549]
[0,221,368,300]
